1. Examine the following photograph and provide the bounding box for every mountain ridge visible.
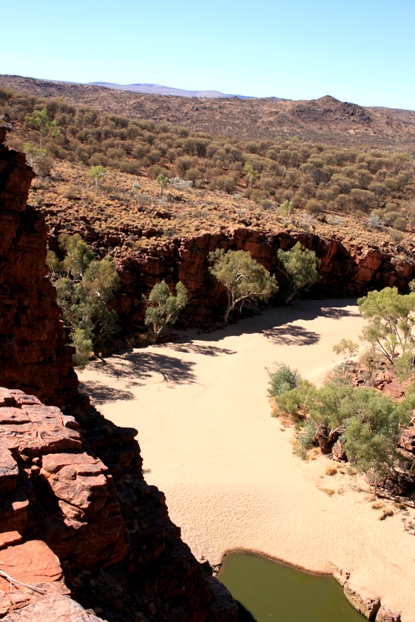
[1,74,415,148]
[89,81,259,99]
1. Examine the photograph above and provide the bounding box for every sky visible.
[1,0,414,110]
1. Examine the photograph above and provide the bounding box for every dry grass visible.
[321,488,336,496]
[325,466,338,476]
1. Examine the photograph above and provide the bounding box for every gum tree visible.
[25,108,60,148]
[277,242,319,303]
[47,234,120,367]
[144,279,188,342]
[357,287,415,366]
[209,249,278,323]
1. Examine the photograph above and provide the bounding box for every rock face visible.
[0,128,78,407]
[0,130,237,619]
[376,605,402,622]
[343,580,381,620]
[113,228,415,332]
[0,386,236,620]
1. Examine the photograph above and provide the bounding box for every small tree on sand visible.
[277,242,319,303]
[144,279,188,342]
[208,249,278,323]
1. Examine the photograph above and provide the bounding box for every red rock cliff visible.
[0,128,78,406]
[0,130,237,619]
[113,228,415,331]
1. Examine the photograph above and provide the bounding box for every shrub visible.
[394,217,407,231]
[268,363,301,398]
[215,175,236,194]
[305,199,323,215]
[279,199,295,216]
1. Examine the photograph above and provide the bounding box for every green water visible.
[218,553,366,622]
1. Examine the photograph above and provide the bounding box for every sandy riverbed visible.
[80,300,415,621]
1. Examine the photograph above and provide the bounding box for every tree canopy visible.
[208,249,278,323]
[47,234,120,367]
[270,363,413,492]
[144,279,188,342]
[277,242,319,303]
[357,287,415,366]
[25,107,60,147]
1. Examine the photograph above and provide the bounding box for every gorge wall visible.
[0,128,78,407]
[113,228,415,332]
[0,130,237,619]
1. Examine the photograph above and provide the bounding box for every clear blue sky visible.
[2,0,414,110]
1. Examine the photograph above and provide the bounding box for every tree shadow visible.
[263,324,320,346]
[164,342,237,357]
[79,380,135,405]
[320,306,360,319]
[89,351,197,386]
[184,299,360,343]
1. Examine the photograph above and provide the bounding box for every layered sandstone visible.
[0,130,237,619]
[0,128,78,407]
[0,386,236,620]
[113,228,415,332]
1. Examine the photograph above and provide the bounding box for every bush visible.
[268,363,301,398]
[305,199,323,215]
[394,216,407,231]
[215,175,236,194]
[279,200,294,216]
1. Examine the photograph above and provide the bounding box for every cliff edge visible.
[0,128,237,619]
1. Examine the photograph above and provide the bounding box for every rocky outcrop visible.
[343,581,381,620]
[0,538,103,621]
[376,606,402,622]
[112,228,415,332]
[0,387,236,620]
[0,129,237,619]
[0,128,78,407]
[330,564,401,622]
[398,427,415,454]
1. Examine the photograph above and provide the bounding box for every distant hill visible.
[89,81,256,99]
[1,75,415,148]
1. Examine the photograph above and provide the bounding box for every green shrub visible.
[268,363,301,398]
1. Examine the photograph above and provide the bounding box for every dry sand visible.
[80,300,415,621]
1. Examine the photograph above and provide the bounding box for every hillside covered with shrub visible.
[1,85,415,261]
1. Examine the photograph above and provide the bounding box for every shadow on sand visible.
[263,323,320,346]
[79,380,135,405]
[89,351,197,386]
[162,342,237,357]
[168,299,360,347]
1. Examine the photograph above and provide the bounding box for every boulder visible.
[376,605,401,622]
[0,443,18,494]
[383,382,405,399]
[399,428,415,454]
[343,581,381,620]
[2,593,106,621]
